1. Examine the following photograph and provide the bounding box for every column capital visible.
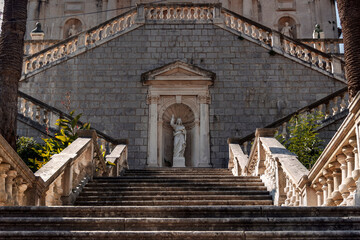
[147,95,160,104]
[198,93,211,104]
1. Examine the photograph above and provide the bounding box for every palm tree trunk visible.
[337,0,360,100]
[0,0,28,149]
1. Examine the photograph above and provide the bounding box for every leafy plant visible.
[16,137,42,172]
[276,111,324,169]
[31,111,91,170]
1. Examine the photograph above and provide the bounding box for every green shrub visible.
[30,111,90,170]
[276,111,324,169]
[16,137,42,172]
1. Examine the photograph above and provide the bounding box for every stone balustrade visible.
[145,4,216,21]
[299,38,343,55]
[223,11,272,47]
[0,135,36,206]
[17,90,119,155]
[220,9,344,77]
[0,130,127,206]
[22,9,138,78]
[21,4,346,81]
[237,87,349,154]
[24,40,60,56]
[302,92,360,207]
[230,92,360,207]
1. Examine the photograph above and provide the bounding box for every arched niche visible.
[277,16,298,39]
[63,18,83,39]
[162,103,195,167]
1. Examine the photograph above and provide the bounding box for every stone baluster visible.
[318,176,328,206]
[340,93,347,111]
[349,136,360,182]
[329,160,342,205]
[194,7,199,19]
[284,177,290,205]
[251,25,257,38]
[5,170,17,205]
[332,97,339,115]
[20,98,27,116]
[0,161,11,206]
[237,19,243,33]
[17,182,28,206]
[323,168,335,206]
[324,102,330,119]
[343,144,356,205]
[35,106,41,124]
[338,153,349,206]
[313,182,323,206]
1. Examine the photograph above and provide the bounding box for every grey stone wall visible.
[19,23,346,168]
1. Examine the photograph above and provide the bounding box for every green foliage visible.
[30,111,91,170]
[16,137,42,172]
[276,111,324,169]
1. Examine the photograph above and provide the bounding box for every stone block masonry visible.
[19,23,345,168]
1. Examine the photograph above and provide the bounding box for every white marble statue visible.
[170,114,186,159]
[68,24,77,37]
[281,22,293,38]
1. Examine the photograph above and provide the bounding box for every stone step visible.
[1,230,359,240]
[91,177,262,183]
[117,174,238,178]
[2,206,360,218]
[81,185,268,192]
[1,217,359,231]
[84,182,265,187]
[75,195,273,201]
[79,190,271,196]
[74,199,273,206]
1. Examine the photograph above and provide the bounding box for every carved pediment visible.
[141,61,215,85]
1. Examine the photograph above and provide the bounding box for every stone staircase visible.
[75,168,272,206]
[1,168,360,239]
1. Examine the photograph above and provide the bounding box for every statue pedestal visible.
[172,157,186,167]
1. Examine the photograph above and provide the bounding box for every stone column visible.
[198,94,211,167]
[0,163,10,206]
[192,120,200,167]
[157,119,163,167]
[147,95,160,167]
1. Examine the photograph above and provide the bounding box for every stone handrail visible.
[18,90,124,155]
[228,143,248,176]
[232,87,349,154]
[0,135,36,206]
[220,9,345,79]
[231,128,309,206]
[231,93,360,207]
[0,130,128,206]
[299,38,343,55]
[24,40,60,56]
[22,9,138,79]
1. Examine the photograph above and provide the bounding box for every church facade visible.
[20,3,345,168]
[26,0,338,41]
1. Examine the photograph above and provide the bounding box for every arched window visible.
[63,18,82,39]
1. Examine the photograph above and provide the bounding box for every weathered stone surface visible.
[19,24,345,168]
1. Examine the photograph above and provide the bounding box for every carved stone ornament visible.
[147,95,160,104]
[198,94,211,104]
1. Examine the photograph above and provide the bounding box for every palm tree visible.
[0,0,28,149]
[337,0,360,100]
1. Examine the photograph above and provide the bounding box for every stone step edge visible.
[0,230,359,238]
